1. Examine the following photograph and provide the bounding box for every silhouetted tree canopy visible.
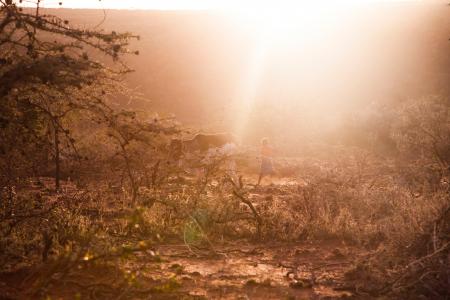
[0,0,178,191]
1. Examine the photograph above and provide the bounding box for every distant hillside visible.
[46,4,450,135]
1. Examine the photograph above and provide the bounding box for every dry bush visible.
[1,95,448,298]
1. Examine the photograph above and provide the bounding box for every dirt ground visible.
[151,239,365,299]
[0,238,371,300]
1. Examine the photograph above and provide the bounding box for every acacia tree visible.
[1,0,182,201]
[0,2,183,269]
[0,0,140,189]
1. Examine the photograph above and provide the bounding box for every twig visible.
[380,241,450,294]
[406,241,449,269]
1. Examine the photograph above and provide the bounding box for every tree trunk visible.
[54,121,60,191]
[120,143,137,202]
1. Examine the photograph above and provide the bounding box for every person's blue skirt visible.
[260,157,274,175]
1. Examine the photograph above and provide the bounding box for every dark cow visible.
[170,133,236,155]
[182,133,236,153]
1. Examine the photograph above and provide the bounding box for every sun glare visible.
[226,1,357,139]
[25,0,426,142]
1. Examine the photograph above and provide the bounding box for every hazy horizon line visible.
[20,0,441,12]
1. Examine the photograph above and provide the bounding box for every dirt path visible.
[128,239,366,299]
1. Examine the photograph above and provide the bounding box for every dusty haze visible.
[49,3,450,151]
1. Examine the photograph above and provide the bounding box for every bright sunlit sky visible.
[21,0,444,142]
[25,0,425,10]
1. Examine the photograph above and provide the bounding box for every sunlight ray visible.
[233,38,271,143]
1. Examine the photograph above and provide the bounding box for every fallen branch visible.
[225,175,262,238]
[232,190,262,238]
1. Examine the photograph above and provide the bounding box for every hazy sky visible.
[28,0,425,10]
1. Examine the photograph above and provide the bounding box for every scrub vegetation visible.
[0,1,448,299]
